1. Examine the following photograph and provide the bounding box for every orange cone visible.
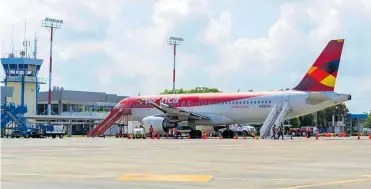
[358,133,360,140]
[369,134,371,140]
[316,131,318,140]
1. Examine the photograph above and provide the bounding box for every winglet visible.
[293,39,345,92]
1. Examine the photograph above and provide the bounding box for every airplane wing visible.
[149,102,210,120]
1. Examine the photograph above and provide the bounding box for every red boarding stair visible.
[87,107,131,137]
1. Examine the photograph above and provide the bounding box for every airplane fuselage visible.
[117,90,350,126]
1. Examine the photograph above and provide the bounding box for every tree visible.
[160,86,222,94]
[315,103,349,127]
[289,117,301,128]
[364,113,371,128]
[299,114,314,126]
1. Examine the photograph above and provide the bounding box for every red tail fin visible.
[293,39,345,92]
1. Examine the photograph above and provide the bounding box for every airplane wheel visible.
[229,130,235,138]
[222,130,231,139]
[196,130,202,139]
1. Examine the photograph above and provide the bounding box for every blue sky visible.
[0,0,370,113]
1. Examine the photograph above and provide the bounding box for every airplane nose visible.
[348,95,352,100]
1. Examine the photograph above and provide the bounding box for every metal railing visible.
[2,76,47,84]
[260,104,277,138]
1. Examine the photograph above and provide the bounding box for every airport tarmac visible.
[1,136,371,189]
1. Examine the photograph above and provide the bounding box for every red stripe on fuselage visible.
[123,93,269,108]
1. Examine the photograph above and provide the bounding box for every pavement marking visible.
[2,173,116,179]
[116,174,214,182]
[279,177,371,189]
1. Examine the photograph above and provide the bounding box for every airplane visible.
[109,39,351,139]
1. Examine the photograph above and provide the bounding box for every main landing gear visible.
[222,130,235,139]
[187,120,202,139]
[189,130,203,139]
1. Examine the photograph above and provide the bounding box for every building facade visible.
[37,88,128,116]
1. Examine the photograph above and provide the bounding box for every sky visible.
[0,0,370,113]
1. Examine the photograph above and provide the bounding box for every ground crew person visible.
[277,126,284,140]
[271,125,276,139]
[149,125,154,137]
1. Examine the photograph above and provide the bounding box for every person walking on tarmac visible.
[277,126,284,140]
[271,125,276,139]
[149,125,154,137]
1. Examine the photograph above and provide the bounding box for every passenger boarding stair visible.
[87,107,131,137]
[260,102,291,139]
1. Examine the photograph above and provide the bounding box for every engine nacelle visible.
[142,116,178,133]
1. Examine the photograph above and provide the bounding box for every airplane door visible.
[279,91,290,110]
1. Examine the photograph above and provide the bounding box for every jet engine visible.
[142,116,178,133]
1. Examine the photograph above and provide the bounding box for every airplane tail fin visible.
[293,39,345,92]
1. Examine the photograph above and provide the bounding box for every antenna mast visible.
[23,20,30,58]
[33,33,37,59]
[11,22,14,56]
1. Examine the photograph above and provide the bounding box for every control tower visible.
[1,36,47,116]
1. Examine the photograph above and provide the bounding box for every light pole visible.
[42,17,63,115]
[167,36,183,94]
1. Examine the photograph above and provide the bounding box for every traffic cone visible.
[234,135,238,140]
[369,134,371,140]
[315,131,318,140]
[220,135,222,140]
[187,135,190,139]
[358,133,360,140]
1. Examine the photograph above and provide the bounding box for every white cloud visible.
[0,0,370,112]
[203,11,232,44]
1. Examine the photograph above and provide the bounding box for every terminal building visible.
[0,33,128,136]
[33,88,128,135]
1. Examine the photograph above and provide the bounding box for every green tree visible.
[316,103,349,127]
[299,114,314,126]
[289,117,301,128]
[364,113,371,128]
[160,86,222,94]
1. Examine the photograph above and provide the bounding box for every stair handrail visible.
[88,109,116,135]
[95,110,122,136]
[260,104,277,138]
[88,109,121,136]
[274,102,290,128]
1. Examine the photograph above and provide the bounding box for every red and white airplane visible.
[110,39,350,138]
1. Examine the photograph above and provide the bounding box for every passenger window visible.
[265,101,267,103]
[254,101,256,104]
[258,101,260,104]
[243,101,245,104]
[269,100,271,103]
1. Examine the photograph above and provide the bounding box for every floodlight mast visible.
[41,17,63,115]
[167,37,183,94]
